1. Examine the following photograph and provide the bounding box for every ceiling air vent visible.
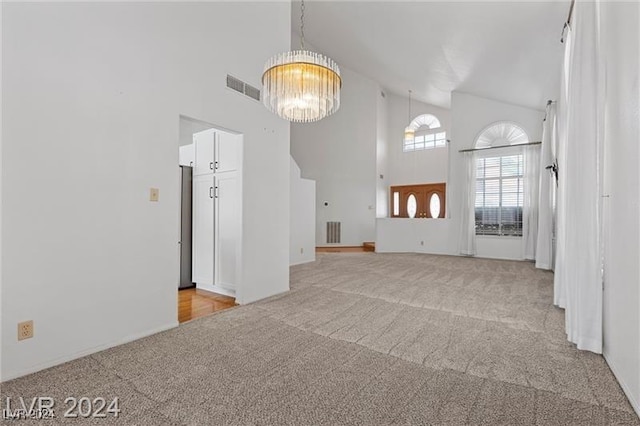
[226,75,244,93]
[244,84,261,101]
[226,75,260,102]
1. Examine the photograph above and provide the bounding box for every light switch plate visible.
[150,188,159,202]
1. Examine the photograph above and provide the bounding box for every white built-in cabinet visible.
[192,174,215,286]
[193,129,240,176]
[190,128,241,297]
[214,172,238,289]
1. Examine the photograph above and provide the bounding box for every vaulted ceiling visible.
[292,1,568,110]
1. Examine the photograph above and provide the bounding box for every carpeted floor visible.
[2,253,638,425]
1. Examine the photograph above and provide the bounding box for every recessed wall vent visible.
[326,222,341,244]
[226,75,244,93]
[244,84,261,101]
[226,75,260,102]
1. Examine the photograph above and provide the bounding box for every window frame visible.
[474,151,524,237]
[403,114,446,153]
[404,129,447,152]
[390,183,446,219]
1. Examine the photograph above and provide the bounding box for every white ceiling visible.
[292,1,569,110]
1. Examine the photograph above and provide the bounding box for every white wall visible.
[1,2,290,381]
[291,66,378,247]
[378,92,452,253]
[179,116,215,147]
[376,90,389,218]
[0,1,4,379]
[601,1,640,416]
[376,219,453,254]
[377,92,544,260]
[449,92,544,260]
[290,157,316,266]
[386,93,451,188]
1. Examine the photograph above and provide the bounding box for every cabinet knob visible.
[209,187,214,199]
[209,162,214,170]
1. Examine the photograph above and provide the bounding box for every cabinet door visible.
[193,129,215,176]
[215,131,241,173]
[179,144,195,167]
[192,174,214,288]
[215,173,239,289]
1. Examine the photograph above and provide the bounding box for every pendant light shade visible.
[262,50,341,123]
[404,127,415,141]
[404,90,415,144]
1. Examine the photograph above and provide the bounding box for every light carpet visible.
[1,253,638,425]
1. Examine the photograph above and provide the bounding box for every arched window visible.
[474,121,529,236]
[403,114,446,152]
[409,114,441,130]
[474,121,529,149]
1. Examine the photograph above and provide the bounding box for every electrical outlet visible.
[150,188,159,202]
[300,248,304,254]
[18,320,33,341]
[420,241,424,246]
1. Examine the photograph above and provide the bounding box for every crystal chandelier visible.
[262,0,342,123]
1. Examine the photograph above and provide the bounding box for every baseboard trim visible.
[197,282,236,298]
[0,322,179,382]
[290,258,316,266]
[475,254,525,261]
[239,288,290,305]
[316,246,367,253]
[603,352,640,419]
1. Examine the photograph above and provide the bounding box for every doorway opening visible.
[178,115,242,323]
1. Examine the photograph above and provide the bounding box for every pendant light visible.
[262,0,342,123]
[404,90,415,143]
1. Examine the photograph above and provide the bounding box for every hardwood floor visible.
[363,241,375,252]
[178,287,236,323]
[316,243,376,253]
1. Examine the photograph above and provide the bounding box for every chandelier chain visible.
[300,0,305,50]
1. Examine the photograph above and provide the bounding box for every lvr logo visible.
[2,397,55,419]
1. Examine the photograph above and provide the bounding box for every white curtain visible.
[523,145,540,260]
[535,104,557,269]
[553,18,572,310]
[459,152,477,256]
[554,0,604,353]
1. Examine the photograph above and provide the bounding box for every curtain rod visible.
[458,141,541,153]
[543,100,556,121]
[560,0,575,43]
[566,0,575,25]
